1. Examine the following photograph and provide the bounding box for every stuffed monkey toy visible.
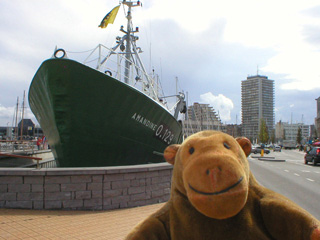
[125,130,320,240]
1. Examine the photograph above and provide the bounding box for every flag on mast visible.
[98,5,120,28]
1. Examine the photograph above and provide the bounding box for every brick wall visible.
[0,163,173,210]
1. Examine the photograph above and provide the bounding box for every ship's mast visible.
[124,1,132,83]
[120,0,141,84]
[97,1,160,99]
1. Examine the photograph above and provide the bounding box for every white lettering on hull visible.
[131,113,157,131]
[131,112,175,145]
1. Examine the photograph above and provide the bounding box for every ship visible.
[28,0,186,167]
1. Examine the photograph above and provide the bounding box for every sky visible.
[0,0,320,127]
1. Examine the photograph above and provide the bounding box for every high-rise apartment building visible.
[241,75,274,141]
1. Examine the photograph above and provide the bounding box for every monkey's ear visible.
[164,144,180,165]
[236,137,252,157]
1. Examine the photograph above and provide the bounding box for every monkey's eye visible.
[189,147,195,154]
[223,142,231,149]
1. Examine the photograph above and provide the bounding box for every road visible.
[248,149,320,219]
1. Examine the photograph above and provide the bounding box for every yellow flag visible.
[99,5,120,28]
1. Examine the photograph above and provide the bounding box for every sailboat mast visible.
[20,91,25,140]
[14,97,19,140]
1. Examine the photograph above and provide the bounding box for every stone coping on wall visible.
[0,163,173,210]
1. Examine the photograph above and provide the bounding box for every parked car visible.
[251,147,270,154]
[304,147,320,166]
[273,146,281,152]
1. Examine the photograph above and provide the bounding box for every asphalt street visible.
[249,149,320,220]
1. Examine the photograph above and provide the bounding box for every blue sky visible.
[0,0,319,127]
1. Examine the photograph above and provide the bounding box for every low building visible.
[0,119,43,140]
[275,121,310,144]
[18,119,35,138]
[310,124,318,141]
[225,124,242,138]
[315,97,320,137]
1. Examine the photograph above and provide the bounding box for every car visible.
[251,147,270,154]
[273,146,281,152]
[304,147,320,166]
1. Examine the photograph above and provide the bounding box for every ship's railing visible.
[0,152,43,169]
[24,158,57,168]
[0,146,54,168]
[0,140,38,154]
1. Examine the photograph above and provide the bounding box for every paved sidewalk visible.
[0,203,165,240]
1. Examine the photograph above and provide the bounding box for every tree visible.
[296,127,302,144]
[259,118,269,143]
[270,130,275,144]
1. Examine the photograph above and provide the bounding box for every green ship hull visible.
[28,58,183,167]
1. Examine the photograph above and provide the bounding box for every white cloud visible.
[200,92,234,122]
[0,104,38,126]
[144,0,320,93]
[262,43,320,90]
[0,0,320,127]
[0,105,15,126]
